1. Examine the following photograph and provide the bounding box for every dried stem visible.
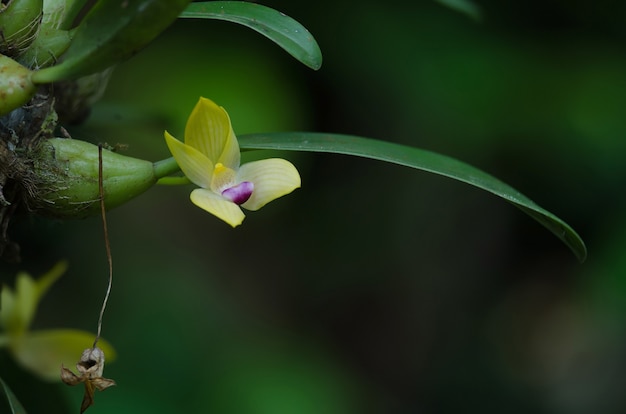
[93,144,112,349]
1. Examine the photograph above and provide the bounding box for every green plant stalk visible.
[153,156,181,179]
[31,140,186,219]
[32,0,192,83]
[18,26,73,68]
[0,0,43,56]
[17,0,77,69]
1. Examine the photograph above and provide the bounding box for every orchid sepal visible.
[164,130,213,188]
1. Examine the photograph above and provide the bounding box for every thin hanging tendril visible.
[93,144,113,349]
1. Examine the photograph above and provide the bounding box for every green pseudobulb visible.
[34,138,157,218]
[0,55,36,115]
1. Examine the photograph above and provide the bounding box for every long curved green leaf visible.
[0,377,27,414]
[239,132,587,262]
[32,0,192,83]
[180,1,322,70]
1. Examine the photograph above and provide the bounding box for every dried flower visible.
[61,347,116,413]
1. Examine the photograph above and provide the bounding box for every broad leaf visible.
[239,132,587,262]
[180,1,322,70]
[0,377,27,414]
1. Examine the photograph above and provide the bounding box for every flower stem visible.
[157,176,191,186]
[153,156,181,179]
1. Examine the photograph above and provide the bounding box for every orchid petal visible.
[9,330,116,382]
[222,181,254,205]
[165,131,213,188]
[185,97,240,169]
[190,188,245,227]
[218,126,241,169]
[238,158,301,211]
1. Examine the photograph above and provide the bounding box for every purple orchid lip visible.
[221,181,254,205]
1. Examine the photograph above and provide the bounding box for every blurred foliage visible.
[2,0,626,413]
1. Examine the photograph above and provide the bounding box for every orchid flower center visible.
[211,163,254,205]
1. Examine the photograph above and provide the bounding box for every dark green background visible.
[3,0,626,412]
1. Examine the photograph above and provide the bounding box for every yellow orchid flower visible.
[0,262,115,381]
[164,97,301,227]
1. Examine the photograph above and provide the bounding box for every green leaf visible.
[0,377,27,414]
[32,0,192,83]
[179,1,322,70]
[239,132,587,262]
[58,0,89,29]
